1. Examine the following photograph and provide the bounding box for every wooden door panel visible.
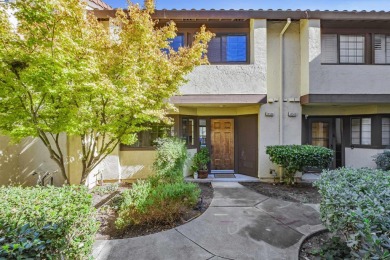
[211,119,234,170]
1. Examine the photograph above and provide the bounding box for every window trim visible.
[179,116,197,149]
[321,33,367,65]
[381,116,390,147]
[350,117,372,147]
[207,33,250,65]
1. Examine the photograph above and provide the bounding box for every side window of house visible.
[208,34,247,63]
[382,117,390,146]
[351,118,371,145]
[181,118,195,146]
[128,125,172,148]
[321,34,365,64]
[374,34,390,64]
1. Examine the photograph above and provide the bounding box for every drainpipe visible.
[279,18,291,182]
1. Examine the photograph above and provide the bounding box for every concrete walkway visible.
[93,182,324,260]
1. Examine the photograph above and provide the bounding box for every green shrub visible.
[374,150,390,171]
[191,147,210,172]
[153,137,188,181]
[314,168,390,259]
[266,145,333,184]
[115,180,200,229]
[0,185,99,259]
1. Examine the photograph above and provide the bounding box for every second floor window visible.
[208,34,248,63]
[322,34,365,64]
[374,34,390,64]
[169,34,184,52]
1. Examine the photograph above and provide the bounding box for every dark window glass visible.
[351,118,371,145]
[382,117,390,146]
[208,34,247,63]
[181,118,195,146]
[130,125,171,148]
[199,119,207,148]
[170,34,184,51]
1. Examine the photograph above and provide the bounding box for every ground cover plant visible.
[115,138,201,230]
[266,145,333,184]
[314,168,390,259]
[0,185,98,259]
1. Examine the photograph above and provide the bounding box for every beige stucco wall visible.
[301,19,390,96]
[258,21,303,181]
[180,19,267,95]
[345,148,384,169]
[0,136,20,185]
[120,150,156,181]
[303,104,390,116]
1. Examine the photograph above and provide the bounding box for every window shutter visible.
[374,34,386,64]
[321,34,338,63]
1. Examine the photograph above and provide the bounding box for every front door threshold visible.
[212,170,235,174]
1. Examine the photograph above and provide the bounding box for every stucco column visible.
[300,19,321,96]
[250,19,267,65]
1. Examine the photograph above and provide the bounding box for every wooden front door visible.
[211,119,234,171]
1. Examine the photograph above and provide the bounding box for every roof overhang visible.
[170,94,267,105]
[301,94,390,105]
[92,9,390,21]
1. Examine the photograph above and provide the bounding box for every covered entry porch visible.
[171,94,265,179]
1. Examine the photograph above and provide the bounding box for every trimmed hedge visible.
[0,186,99,259]
[315,168,390,259]
[266,145,333,184]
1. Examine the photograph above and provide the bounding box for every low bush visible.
[116,137,200,229]
[153,137,188,182]
[374,150,390,171]
[115,180,200,229]
[315,168,390,259]
[266,145,333,184]
[0,185,99,259]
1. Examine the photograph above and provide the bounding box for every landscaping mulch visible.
[239,182,321,204]
[94,182,213,240]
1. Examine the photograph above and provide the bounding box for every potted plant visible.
[191,147,210,179]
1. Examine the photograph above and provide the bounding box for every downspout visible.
[279,18,291,182]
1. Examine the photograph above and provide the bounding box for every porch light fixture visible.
[265,112,274,117]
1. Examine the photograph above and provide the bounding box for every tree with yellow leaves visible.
[0,0,213,184]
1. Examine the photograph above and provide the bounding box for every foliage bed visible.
[374,150,390,171]
[266,145,333,184]
[0,185,98,259]
[315,168,390,259]
[115,138,200,229]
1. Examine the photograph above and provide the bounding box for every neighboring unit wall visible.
[180,19,267,95]
[345,148,384,169]
[300,19,390,96]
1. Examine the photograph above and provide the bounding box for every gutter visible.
[279,18,291,181]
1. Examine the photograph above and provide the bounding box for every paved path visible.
[93,182,324,260]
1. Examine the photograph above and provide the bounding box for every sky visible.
[103,0,390,11]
